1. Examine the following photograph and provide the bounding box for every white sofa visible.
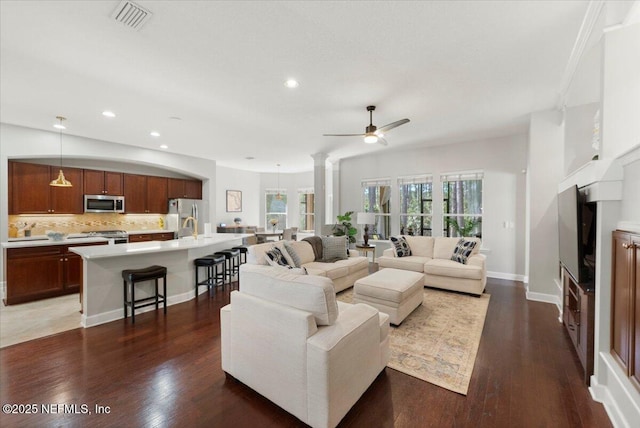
[246,240,369,292]
[377,236,486,295]
[221,264,390,428]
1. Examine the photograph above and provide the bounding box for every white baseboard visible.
[590,353,640,428]
[525,290,560,306]
[487,271,526,282]
[82,289,199,328]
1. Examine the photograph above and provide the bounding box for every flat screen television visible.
[557,185,596,286]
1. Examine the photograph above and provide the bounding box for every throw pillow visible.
[321,236,348,262]
[264,247,290,267]
[283,241,302,267]
[270,264,308,275]
[390,235,412,257]
[451,238,477,264]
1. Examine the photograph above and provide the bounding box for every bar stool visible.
[217,249,241,288]
[194,254,226,297]
[122,265,167,324]
[232,246,248,264]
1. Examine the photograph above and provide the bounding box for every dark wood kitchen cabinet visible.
[611,230,640,390]
[124,174,168,214]
[168,178,202,199]
[4,241,107,305]
[84,169,123,195]
[128,232,175,243]
[9,161,84,214]
[562,267,595,384]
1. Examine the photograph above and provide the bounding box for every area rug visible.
[337,287,490,395]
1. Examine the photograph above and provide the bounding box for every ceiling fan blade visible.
[377,136,388,146]
[322,133,365,137]
[377,118,410,133]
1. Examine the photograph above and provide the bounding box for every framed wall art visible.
[226,190,242,212]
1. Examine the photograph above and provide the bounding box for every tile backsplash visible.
[8,213,167,238]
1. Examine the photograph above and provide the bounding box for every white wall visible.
[258,170,314,229]
[564,102,599,175]
[526,109,565,300]
[215,166,261,227]
[602,23,640,160]
[0,123,217,279]
[338,134,528,279]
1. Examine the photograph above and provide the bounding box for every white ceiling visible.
[0,1,596,173]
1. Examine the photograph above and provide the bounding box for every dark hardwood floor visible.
[0,278,611,427]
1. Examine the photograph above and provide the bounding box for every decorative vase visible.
[272,224,277,232]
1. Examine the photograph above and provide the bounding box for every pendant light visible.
[50,116,72,187]
[275,163,282,200]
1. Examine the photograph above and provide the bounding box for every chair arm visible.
[306,303,383,428]
[382,247,395,257]
[348,249,359,257]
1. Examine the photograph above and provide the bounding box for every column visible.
[311,153,328,235]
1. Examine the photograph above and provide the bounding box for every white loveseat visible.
[246,240,369,292]
[377,236,486,295]
[221,264,389,428]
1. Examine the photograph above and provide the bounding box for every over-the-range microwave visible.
[84,195,125,213]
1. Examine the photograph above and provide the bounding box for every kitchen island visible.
[70,233,249,327]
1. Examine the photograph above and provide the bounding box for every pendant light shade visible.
[50,116,72,187]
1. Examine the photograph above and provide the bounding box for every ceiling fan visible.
[323,105,410,145]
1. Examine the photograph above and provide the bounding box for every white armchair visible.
[221,265,389,428]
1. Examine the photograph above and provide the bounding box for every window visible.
[265,189,287,229]
[399,175,433,236]
[442,171,483,238]
[361,178,391,239]
[298,188,314,232]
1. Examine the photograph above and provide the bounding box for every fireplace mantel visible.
[558,158,624,203]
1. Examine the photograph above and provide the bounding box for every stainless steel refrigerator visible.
[167,199,208,237]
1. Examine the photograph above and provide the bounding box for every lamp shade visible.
[357,212,376,225]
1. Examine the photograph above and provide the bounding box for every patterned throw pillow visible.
[451,238,477,264]
[283,241,302,267]
[271,264,308,275]
[264,247,291,267]
[321,236,348,262]
[390,236,412,257]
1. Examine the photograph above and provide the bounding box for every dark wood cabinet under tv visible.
[562,267,595,385]
[611,230,640,390]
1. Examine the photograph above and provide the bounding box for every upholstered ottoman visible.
[353,268,424,325]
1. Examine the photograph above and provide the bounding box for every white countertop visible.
[2,236,109,249]
[69,233,250,259]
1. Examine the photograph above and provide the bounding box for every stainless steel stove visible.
[83,230,128,244]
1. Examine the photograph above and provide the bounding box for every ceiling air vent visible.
[111,1,152,31]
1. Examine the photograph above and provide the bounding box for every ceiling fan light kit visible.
[323,105,409,145]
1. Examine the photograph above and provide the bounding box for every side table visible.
[355,244,376,264]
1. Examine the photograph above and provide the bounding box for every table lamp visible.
[357,212,376,246]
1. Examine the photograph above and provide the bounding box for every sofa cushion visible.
[285,241,314,264]
[240,264,338,325]
[424,258,483,280]
[283,241,302,267]
[247,241,296,266]
[390,236,412,257]
[321,236,348,262]
[433,237,481,260]
[404,236,434,258]
[451,238,477,264]
[378,256,429,272]
[303,262,349,280]
[265,247,291,267]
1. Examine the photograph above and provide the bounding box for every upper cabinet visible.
[123,174,168,214]
[9,161,84,214]
[84,169,123,195]
[168,178,202,199]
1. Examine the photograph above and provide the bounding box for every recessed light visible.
[102,111,116,118]
[150,131,161,137]
[284,79,299,89]
[53,123,66,130]
[160,144,168,149]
